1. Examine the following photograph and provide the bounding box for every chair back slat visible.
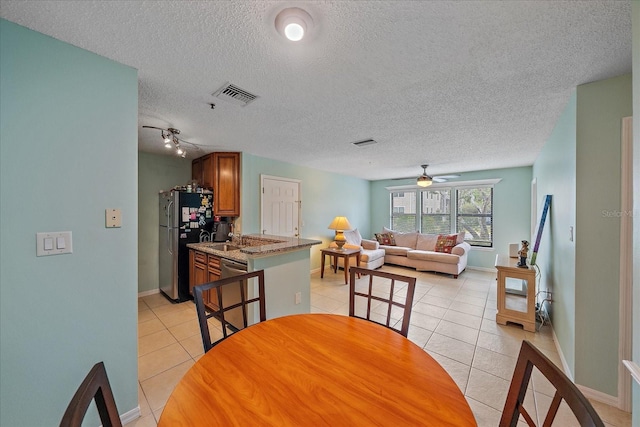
[60,362,122,427]
[349,267,416,337]
[194,270,266,353]
[500,340,604,427]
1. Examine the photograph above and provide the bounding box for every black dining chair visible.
[194,269,267,353]
[349,266,417,337]
[500,340,604,427]
[60,361,122,427]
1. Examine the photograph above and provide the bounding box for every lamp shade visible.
[328,216,352,231]
[417,175,433,187]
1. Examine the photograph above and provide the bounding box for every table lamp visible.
[328,216,352,250]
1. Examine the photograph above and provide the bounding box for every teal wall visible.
[240,153,371,270]
[575,74,632,396]
[0,19,139,425]
[369,167,532,269]
[631,2,639,422]
[138,152,191,293]
[533,74,631,398]
[532,92,577,376]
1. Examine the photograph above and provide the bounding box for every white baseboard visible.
[577,384,620,408]
[138,288,160,298]
[119,406,141,425]
[551,327,574,381]
[466,265,495,273]
[551,326,623,409]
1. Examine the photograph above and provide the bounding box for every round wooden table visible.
[158,314,477,426]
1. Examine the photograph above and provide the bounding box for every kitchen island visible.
[187,234,321,319]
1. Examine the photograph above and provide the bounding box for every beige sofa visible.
[329,228,386,270]
[377,229,471,278]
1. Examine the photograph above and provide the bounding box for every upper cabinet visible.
[192,152,240,217]
[213,152,241,216]
[192,154,213,189]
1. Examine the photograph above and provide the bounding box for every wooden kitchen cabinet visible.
[192,154,213,189]
[191,157,202,186]
[191,152,240,216]
[213,152,240,217]
[189,250,208,296]
[189,249,222,310]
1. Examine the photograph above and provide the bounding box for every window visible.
[388,183,495,247]
[456,187,493,247]
[391,192,416,233]
[421,189,451,235]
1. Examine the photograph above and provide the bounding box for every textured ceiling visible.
[0,1,632,180]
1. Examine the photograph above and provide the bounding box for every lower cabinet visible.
[189,249,221,311]
[189,250,207,296]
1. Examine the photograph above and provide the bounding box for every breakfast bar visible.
[187,234,321,319]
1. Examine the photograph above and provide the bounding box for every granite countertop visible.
[187,234,321,264]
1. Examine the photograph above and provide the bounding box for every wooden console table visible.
[320,247,361,284]
[495,254,537,332]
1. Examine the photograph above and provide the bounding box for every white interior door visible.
[261,175,300,237]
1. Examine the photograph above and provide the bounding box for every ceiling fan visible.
[396,164,460,187]
[142,125,205,158]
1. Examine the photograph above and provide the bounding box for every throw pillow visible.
[343,228,362,246]
[374,232,396,246]
[393,231,418,248]
[435,234,458,253]
[416,233,439,251]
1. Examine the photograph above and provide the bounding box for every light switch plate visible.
[106,209,122,228]
[37,231,72,256]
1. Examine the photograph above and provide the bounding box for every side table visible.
[320,248,361,284]
[495,254,537,332]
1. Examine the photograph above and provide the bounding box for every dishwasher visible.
[218,258,249,330]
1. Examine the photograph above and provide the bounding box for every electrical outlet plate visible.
[106,209,122,228]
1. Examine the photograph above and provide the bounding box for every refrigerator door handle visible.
[167,200,174,255]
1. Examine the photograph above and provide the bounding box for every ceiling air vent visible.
[212,83,259,107]
[351,138,377,147]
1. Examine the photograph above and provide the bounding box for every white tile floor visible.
[129,266,631,427]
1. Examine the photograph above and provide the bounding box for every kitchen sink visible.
[206,243,243,251]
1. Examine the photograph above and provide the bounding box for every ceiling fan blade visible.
[434,174,460,179]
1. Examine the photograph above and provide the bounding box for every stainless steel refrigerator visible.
[159,190,213,302]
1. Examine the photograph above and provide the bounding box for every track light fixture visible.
[143,125,204,158]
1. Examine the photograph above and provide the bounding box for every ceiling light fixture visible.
[417,164,433,187]
[275,7,313,42]
[143,126,204,158]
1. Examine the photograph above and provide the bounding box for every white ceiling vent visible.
[212,83,259,107]
[351,138,377,147]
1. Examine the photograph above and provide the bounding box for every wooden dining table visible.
[158,313,477,426]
